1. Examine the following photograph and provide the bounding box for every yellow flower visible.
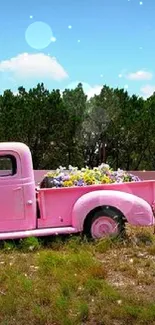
[70,174,81,182]
[94,170,102,180]
[46,172,55,177]
[83,175,95,185]
[63,180,74,187]
[101,175,112,184]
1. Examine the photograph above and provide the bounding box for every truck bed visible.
[37,180,155,228]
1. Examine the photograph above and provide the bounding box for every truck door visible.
[0,151,25,232]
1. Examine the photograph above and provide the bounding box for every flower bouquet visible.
[40,163,141,188]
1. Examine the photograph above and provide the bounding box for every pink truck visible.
[0,142,154,241]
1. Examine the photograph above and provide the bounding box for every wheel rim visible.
[91,216,119,239]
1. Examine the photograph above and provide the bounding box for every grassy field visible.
[0,226,155,324]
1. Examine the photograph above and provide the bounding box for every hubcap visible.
[91,216,118,239]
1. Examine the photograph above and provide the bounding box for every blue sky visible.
[0,0,155,98]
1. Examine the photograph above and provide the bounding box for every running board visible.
[0,227,78,240]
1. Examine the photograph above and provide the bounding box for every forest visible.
[0,82,155,171]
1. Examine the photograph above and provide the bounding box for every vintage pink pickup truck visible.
[0,142,154,241]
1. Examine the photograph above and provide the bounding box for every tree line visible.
[0,82,154,171]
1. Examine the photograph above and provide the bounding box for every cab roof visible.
[0,142,34,179]
[0,142,30,156]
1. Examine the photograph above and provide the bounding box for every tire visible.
[84,206,125,239]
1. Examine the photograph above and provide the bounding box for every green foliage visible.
[0,81,155,170]
[3,240,16,252]
[19,237,41,251]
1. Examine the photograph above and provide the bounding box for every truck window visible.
[0,155,17,177]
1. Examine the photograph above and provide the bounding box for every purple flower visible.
[116,177,123,183]
[77,179,85,186]
[53,179,61,187]
[129,174,141,182]
[63,175,70,181]
[55,176,62,181]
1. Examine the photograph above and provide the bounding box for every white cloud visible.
[126,70,153,81]
[0,53,68,81]
[65,81,102,99]
[13,91,19,96]
[86,85,102,99]
[140,85,155,98]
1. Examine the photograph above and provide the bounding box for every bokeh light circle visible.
[25,21,53,50]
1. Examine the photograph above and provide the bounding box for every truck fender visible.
[71,190,154,231]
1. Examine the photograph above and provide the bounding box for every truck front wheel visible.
[84,207,125,239]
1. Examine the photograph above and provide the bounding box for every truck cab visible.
[0,142,36,232]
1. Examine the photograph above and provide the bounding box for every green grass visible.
[0,226,155,324]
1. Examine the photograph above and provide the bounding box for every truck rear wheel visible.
[84,207,125,239]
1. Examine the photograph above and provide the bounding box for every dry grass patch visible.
[0,227,154,324]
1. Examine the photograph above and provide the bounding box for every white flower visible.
[98,163,110,170]
[29,245,35,251]
[59,166,66,171]
[117,300,122,305]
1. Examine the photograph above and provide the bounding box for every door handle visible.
[27,200,33,205]
[13,187,21,191]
